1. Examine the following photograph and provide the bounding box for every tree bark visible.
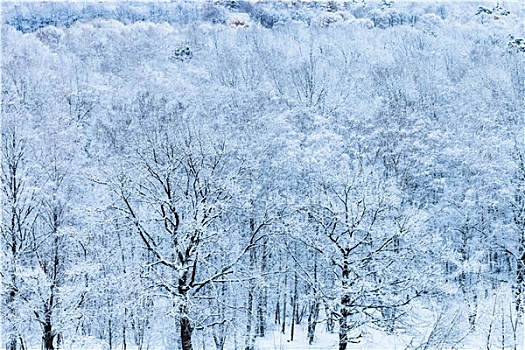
[307,256,319,345]
[43,310,55,350]
[515,233,524,315]
[245,291,254,350]
[281,274,287,335]
[256,237,267,337]
[338,297,350,350]
[123,308,127,350]
[275,301,280,325]
[256,292,265,338]
[339,256,351,350]
[180,315,193,350]
[290,272,298,342]
[7,286,18,350]
[307,300,319,345]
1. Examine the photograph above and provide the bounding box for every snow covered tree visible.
[1,123,36,350]
[106,120,257,350]
[309,160,430,349]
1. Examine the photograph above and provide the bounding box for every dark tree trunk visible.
[275,301,280,325]
[7,287,18,350]
[290,301,296,342]
[4,136,28,350]
[339,256,351,350]
[290,272,298,342]
[43,315,55,350]
[108,318,113,350]
[180,315,193,350]
[123,308,127,350]
[281,274,287,335]
[338,299,350,350]
[256,296,265,337]
[8,338,17,350]
[19,336,26,350]
[307,300,319,345]
[515,216,524,315]
[41,211,61,350]
[256,237,267,337]
[245,290,254,350]
[515,250,524,314]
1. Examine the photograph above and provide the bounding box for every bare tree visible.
[108,127,257,350]
[1,125,36,350]
[309,164,428,350]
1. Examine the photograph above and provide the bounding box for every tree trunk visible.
[515,246,524,315]
[256,237,267,337]
[8,337,18,350]
[4,134,28,350]
[7,287,18,350]
[213,281,228,350]
[43,312,55,350]
[338,300,350,350]
[180,315,193,350]
[275,301,280,325]
[245,290,254,350]
[290,301,296,342]
[326,305,335,332]
[468,294,478,330]
[308,252,320,345]
[256,292,265,337]
[123,308,127,350]
[108,318,113,350]
[213,326,226,350]
[339,256,350,350]
[290,272,298,342]
[307,300,319,345]
[281,274,287,335]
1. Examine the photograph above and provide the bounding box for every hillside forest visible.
[2,1,525,349]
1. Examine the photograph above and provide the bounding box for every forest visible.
[1,1,524,349]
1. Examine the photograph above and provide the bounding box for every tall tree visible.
[1,124,36,350]
[107,123,257,350]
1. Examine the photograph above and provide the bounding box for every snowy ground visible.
[256,327,338,350]
[254,321,525,350]
[255,327,410,350]
[22,316,524,350]
[43,296,525,350]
